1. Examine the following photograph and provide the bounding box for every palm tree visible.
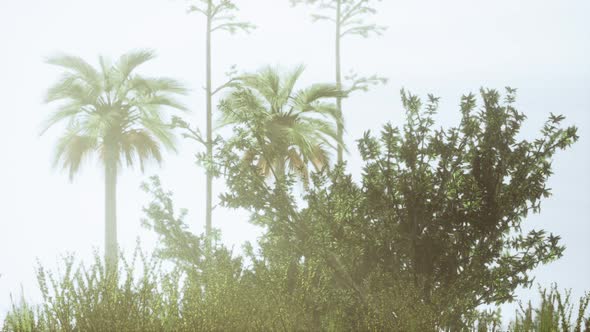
[41,50,188,267]
[219,65,344,185]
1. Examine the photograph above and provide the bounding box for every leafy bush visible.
[3,292,46,332]
[3,250,185,332]
[216,88,578,330]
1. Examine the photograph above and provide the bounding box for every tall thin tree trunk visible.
[276,159,286,184]
[205,0,213,251]
[104,152,118,270]
[335,0,343,164]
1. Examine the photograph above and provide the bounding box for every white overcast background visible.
[0,0,589,323]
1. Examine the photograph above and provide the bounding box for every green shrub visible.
[3,249,185,332]
[509,284,590,332]
[2,292,47,332]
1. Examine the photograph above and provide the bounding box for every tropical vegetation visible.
[2,0,587,331]
[3,89,586,330]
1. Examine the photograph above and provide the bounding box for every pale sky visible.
[0,0,589,322]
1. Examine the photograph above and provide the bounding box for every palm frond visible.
[309,144,330,171]
[287,147,309,179]
[98,55,114,93]
[140,117,177,152]
[292,83,343,108]
[40,102,90,135]
[301,117,339,141]
[219,65,344,182]
[278,64,305,108]
[45,54,100,88]
[217,89,266,128]
[129,76,189,96]
[53,130,98,180]
[256,157,272,177]
[45,78,101,108]
[119,129,163,172]
[291,118,339,151]
[302,101,343,128]
[116,49,156,82]
[240,66,282,111]
[136,94,188,114]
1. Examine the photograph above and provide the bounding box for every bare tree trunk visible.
[104,151,118,270]
[276,159,286,184]
[205,0,213,251]
[335,0,343,164]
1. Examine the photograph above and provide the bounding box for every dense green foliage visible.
[4,256,589,331]
[6,85,583,331]
[4,0,586,329]
[5,258,588,331]
[215,88,579,330]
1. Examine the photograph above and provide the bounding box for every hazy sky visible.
[1,0,589,321]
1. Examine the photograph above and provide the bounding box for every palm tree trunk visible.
[205,0,213,251]
[104,153,118,270]
[335,0,343,164]
[276,160,286,184]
